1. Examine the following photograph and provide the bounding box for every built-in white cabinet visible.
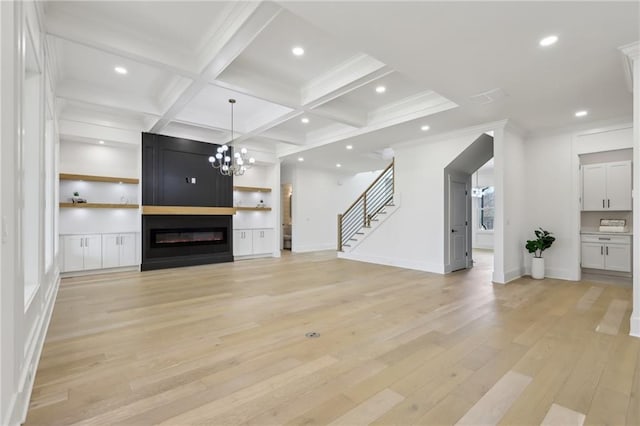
[102,233,137,268]
[582,161,632,211]
[62,234,102,272]
[61,233,139,272]
[233,228,274,257]
[581,234,631,273]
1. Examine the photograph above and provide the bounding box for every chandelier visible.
[208,98,255,176]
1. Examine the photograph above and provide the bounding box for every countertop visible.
[580,229,633,236]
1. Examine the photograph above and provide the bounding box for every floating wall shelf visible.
[59,203,139,209]
[59,173,139,184]
[233,186,271,193]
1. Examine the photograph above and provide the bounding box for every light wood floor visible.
[26,251,639,425]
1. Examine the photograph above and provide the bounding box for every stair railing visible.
[338,159,394,251]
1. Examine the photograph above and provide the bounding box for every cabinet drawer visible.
[580,234,631,245]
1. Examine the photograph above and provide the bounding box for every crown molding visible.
[619,41,639,93]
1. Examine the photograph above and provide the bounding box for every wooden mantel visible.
[141,206,236,215]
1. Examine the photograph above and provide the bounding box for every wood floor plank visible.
[454,370,532,425]
[595,299,629,335]
[576,286,604,311]
[541,403,586,426]
[328,388,404,425]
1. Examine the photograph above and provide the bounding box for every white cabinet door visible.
[63,235,85,272]
[582,164,607,211]
[606,162,632,211]
[252,229,273,254]
[605,244,631,272]
[102,234,120,268]
[119,233,137,266]
[83,235,103,270]
[581,242,605,269]
[233,230,252,256]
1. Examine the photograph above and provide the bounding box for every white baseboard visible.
[338,251,445,274]
[630,312,640,338]
[61,265,139,278]
[293,243,336,253]
[234,253,273,261]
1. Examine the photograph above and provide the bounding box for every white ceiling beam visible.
[149,2,282,134]
[58,119,140,146]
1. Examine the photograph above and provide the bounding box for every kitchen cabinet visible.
[581,234,631,273]
[582,161,632,211]
[61,234,102,272]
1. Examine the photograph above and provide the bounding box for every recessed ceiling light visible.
[99,140,105,144]
[539,35,558,47]
[298,157,304,162]
[114,66,128,75]
[421,125,430,131]
[375,85,386,94]
[336,163,342,168]
[346,145,353,150]
[575,110,588,117]
[301,117,309,124]
[292,46,305,56]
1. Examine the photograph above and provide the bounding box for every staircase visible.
[338,160,395,251]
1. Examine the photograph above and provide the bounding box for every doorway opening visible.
[281,183,292,250]
[444,133,494,273]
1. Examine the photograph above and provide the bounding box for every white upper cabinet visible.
[582,161,631,211]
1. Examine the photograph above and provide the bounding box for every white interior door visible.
[450,179,468,272]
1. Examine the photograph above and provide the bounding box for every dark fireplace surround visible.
[141,133,234,271]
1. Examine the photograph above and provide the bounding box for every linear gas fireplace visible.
[151,228,227,248]
[142,215,233,271]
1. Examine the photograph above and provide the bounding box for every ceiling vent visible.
[468,88,507,105]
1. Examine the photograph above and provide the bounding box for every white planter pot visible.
[531,257,545,279]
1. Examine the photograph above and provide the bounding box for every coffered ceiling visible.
[47,1,638,174]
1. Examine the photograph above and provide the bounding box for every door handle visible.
[603,199,605,208]
[85,237,88,247]
[601,246,603,255]
[606,246,609,256]
[80,238,83,248]
[608,199,610,208]
[451,229,457,233]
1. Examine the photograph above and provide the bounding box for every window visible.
[479,186,494,231]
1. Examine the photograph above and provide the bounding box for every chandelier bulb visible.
[234,152,240,158]
[222,164,229,171]
[215,153,222,159]
[208,156,214,163]
[249,157,255,164]
[241,147,248,154]
[224,156,231,162]
[222,145,229,152]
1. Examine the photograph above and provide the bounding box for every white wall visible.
[59,140,139,178]
[1,2,60,424]
[287,165,380,252]
[345,127,495,273]
[493,125,527,283]
[522,131,575,280]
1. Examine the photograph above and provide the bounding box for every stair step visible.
[343,244,351,247]
[349,238,358,241]
[355,232,364,235]
[377,212,387,215]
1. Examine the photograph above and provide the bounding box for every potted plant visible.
[525,228,555,279]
